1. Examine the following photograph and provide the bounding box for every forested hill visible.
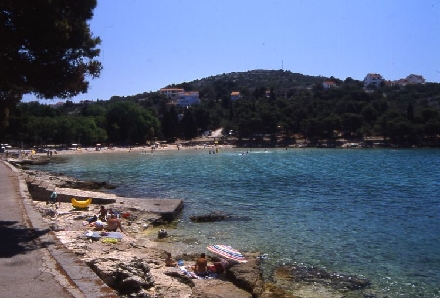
[168,69,330,91]
[3,69,440,149]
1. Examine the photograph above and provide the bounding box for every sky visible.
[25,0,440,103]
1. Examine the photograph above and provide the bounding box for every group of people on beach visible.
[165,252,230,277]
[89,205,123,232]
[87,203,229,277]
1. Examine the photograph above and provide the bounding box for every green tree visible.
[161,105,179,141]
[361,105,378,125]
[423,119,440,137]
[106,102,159,145]
[301,118,321,139]
[181,108,198,139]
[420,108,438,122]
[322,115,341,138]
[388,117,414,142]
[341,113,363,136]
[407,102,414,121]
[1,0,102,131]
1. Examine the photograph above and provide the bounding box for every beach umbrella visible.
[207,245,247,263]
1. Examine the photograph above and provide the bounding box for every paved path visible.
[0,161,116,298]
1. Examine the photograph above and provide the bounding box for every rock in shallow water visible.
[271,264,371,295]
[226,257,264,297]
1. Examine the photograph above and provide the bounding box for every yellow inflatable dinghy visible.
[71,198,92,209]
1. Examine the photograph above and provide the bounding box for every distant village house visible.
[160,88,184,100]
[399,74,426,85]
[231,91,241,100]
[363,73,384,89]
[323,80,336,89]
[176,91,200,107]
[159,88,200,106]
[363,73,426,89]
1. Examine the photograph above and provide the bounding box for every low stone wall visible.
[25,174,117,205]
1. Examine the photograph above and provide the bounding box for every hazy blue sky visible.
[26,0,440,102]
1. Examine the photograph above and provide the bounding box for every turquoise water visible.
[34,148,440,296]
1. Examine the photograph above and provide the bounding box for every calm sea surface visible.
[33,148,440,297]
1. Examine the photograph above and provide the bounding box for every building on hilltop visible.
[160,88,184,100]
[176,91,200,107]
[363,73,384,89]
[389,74,426,87]
[405,74,425,84]
[159,88,200,107]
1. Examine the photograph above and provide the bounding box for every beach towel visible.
[102,232,123,239]
[84,231,123,240]
[85,230,101,240]
[179,266,200,279]
[179,266,218,279]
[101,238,118,243]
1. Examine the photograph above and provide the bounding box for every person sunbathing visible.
[89,220,105,230]
[106,214,123,232]
[165,252,177,267]
[192,253,208,276]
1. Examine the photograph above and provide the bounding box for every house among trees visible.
[386,74,426,87]
[231,91,241,100]
[160,88,184,100]
[364,73,426,89]
[363,73,385,89]
[322,80,336,89]
[159,88,200,106]
[404,74,426,84]
[176,91,200,107]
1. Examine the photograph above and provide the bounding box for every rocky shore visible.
[20,168,265,298]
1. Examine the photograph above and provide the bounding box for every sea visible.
[31,148,440,297]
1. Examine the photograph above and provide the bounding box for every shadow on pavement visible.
[0,220,53,258]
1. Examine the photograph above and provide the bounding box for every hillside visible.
[166,69,332,91]
[4,69,440,149]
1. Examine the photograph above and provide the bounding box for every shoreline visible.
[7,160,265,297]
[4,151,379,297]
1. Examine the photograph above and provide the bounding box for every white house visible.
[406,74,425,84]
[393,74,426,86]
[363,73,384,89]
[176,91,200,107]
[323,80,336,89]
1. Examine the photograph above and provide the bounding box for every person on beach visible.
[86,215,98,224]
[89,220,105,230]
[106,214,123,232]
[47,191,59,208]
[192,253,208,276]
[108,208,115,217]
[165,252,177,267]
[98,205,107,221]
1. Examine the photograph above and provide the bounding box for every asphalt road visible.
[0,161,79,298]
